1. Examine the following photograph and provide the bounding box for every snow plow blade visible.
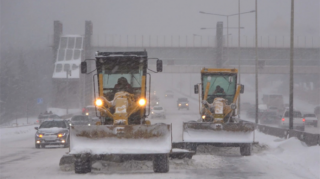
[183,122,254,143]
[69,124,172,155]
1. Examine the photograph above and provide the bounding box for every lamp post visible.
[255,0,259,124]
[289,0,294,130]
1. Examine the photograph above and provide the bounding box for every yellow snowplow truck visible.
[178,68,255,156]
[59,51,174,173]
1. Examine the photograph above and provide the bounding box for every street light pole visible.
[66,69,71,115]
[289,0,294,130]
[255,0,259,124]
[238,0,241,118]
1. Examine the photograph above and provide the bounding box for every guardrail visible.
[245,122,320,146]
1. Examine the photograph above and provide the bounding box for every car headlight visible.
[186,103,189,106]
[202,115,206,119]
[37,134,43,138]
[179,104,181,106]
[152,111,154,114]
[85,112,89,116]
[88,123,91,126]
[57,133,66,138]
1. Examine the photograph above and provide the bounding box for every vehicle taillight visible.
[302,118,305,122]
[282,118,285,121]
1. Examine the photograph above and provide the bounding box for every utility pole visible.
[237,0,241,118]
[255,0,259,124]
[289,0,294,130]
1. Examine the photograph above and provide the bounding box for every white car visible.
[303,113,318,127]
[150,106,166,119]
[280,109,305,131]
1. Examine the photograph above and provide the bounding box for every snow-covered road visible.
[0,91,319,179]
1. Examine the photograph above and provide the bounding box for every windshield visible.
[303,114,316,117]
[72,116,89,122]
[98,58,145,100]
[153,107,163,110]
[202,73,236,104]
[178,98,188,102]
[284,111,302,118]
[39,121,66,128]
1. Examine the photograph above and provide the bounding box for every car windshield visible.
[40,121,66,128]
[178,98,188,102]
[303,114,316,117]
[72,116,89,122]
[284,111,302,118]
[153,107,163,110]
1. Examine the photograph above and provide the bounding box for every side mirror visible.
[34,127,39,130]
[81,61,87,74]
[240,84,244,94]
[194,84,199,94]
[156,60,163,72]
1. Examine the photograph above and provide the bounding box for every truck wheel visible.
[74,156,91,174]
[240,143,252,156]
[35,144,40,149]
[153,154,169,173]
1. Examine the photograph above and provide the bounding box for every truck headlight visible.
[202,115,206,119]
[138,98,146,106]
[95,98,103,106]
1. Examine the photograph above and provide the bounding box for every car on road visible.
[70,115,92,126]
[303,113,318,127]
[177,98,189,110]
[164,90,174,98]
[82,105,99,124]
[150,106,166,119]
[279,109,305,131]
[34,119,70,148]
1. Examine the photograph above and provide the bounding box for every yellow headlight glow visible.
[186,103,189,106]
[138,98,146,106]
[95,99,103,106]
[58,134,63,138]
[202,115,206,119]
[85,112,89,115]
[38,134,43,138]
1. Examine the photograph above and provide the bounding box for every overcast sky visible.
[1,0,319,49]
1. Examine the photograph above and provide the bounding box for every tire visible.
[153,154,169,173]
[74,157,91,174]
[35,144,40,149]
[41,144,46,148]
[240,143,252,156]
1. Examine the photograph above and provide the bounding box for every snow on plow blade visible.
[69,124,172,155]
[183,122,254,143]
